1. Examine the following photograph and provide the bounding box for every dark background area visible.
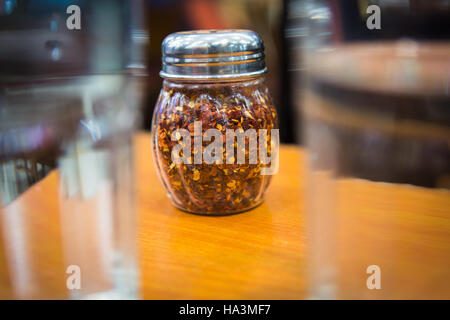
[143,0,450,144]
[144,0,297,143]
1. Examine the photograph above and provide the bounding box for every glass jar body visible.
[152,77,278,215]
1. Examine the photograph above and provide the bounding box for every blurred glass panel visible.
[292,0,450,299]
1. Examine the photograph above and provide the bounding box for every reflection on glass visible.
[294,0,450,299]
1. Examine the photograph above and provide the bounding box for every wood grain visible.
[0,132,448,299]
[136,134,306,299]
[337,179,450,299]
[0,133,305,299]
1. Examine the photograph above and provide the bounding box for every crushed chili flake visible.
[152,78,278,215]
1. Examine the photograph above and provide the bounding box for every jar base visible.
[171,199,264,216]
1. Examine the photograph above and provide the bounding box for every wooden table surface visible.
[0,132,305,299]
[0,132,449,299]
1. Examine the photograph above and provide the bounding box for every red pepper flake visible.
[152,78,278,215]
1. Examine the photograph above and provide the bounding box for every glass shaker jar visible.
[152,30,279,215]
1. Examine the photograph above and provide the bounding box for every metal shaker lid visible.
[160,29,267,81]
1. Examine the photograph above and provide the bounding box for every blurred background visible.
[4,0,449,145]
[145,0,450,144]
[146,0,294,142]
